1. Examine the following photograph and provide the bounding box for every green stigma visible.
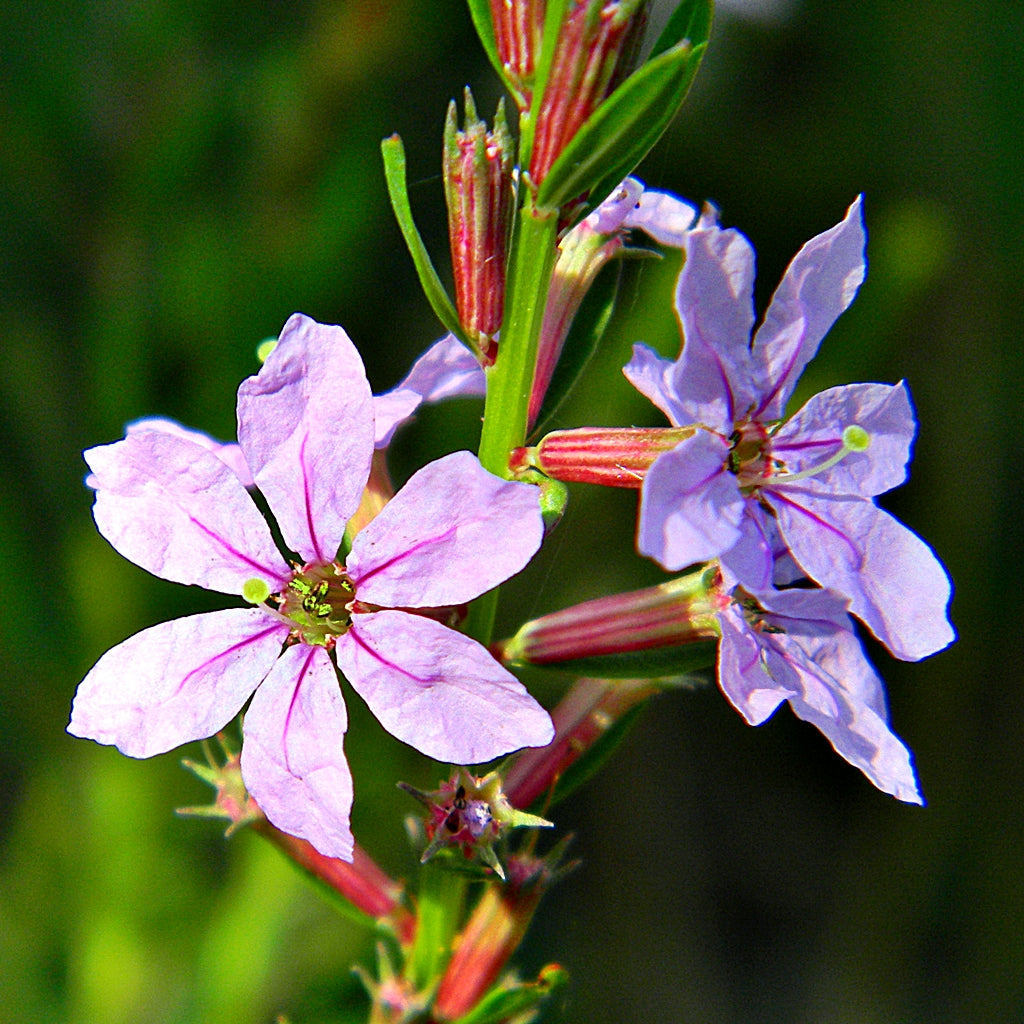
[242,578,272,605]
[842,424,871,452]
[255,338,278,364]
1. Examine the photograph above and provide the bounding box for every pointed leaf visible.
[381,134,475,351]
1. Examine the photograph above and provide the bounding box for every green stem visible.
[407,860,469,993]
[468,193,559,648]
[477,194,559,477]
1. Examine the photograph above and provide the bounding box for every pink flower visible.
[69,313,552,860]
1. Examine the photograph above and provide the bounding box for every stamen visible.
[771,425,871,485]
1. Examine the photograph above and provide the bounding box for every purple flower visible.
[69,313,552,860]
[625,197,954,661]
[717,584,922,803]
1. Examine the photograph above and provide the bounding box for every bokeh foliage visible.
[1,1,1020,1022]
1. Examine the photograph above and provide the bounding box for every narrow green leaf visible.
[520,639,718,680]
[537,35,708,211]
[650,0,713,60]
[380,134,474,351]
[529,259,622,439]
[407,859,468,991]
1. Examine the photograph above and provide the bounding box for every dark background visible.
[2,1,1019,1021]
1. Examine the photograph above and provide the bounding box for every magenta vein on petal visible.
[188,515,287,583]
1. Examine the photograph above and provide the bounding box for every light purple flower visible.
[69,313,552,861]
[717,584,922,804]
[625,197,954,661]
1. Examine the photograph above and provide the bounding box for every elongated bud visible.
[498,569,720,667]
[512,424,696,486]
[529,0,649,186]
[443,89,515,365]
[433,851,567,1020]
[503,677,659,809]
[490,0,545,109]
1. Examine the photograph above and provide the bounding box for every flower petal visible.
[241,643,354,861]
[772,381,916,497]
[237,314,374,564]
[718,590,922,803]
[622,343,685,426]
[68,609,286,757]
[338,610,553,764]
[347,451,543,608]
[373,334,486,448]
[623,185,698,248]
[768,488,955,660]
[637,431,745,571]
[85,431,290,593]
[751,196,866,420]
[126,417,254,486]
[671,218,760,433]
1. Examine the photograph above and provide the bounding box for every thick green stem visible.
[407,860,469,993]
[477,195,559,477]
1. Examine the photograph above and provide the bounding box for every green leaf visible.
[380,134,475,352]
[521,639,718,680]
[537,0,711,211]
[451,964,570,1024]
[529,258,622,440]
[650,0,713,60]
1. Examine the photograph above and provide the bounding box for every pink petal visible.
[347,451,543,608]
[768,489,955,661]
[622,343,685,425]
[68,609,286,757]
[237,314,374,564]
[637,431,745,572]
[773,381,915,498]
[672,220,760,433]
[125,418,254,487]
[85,431,290,593]
[752,196,866,420]
[241,643,354,861]
[374,334,485,448]
[623,186,697,247]
[337,610,553,764]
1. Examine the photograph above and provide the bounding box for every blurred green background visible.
[1,1,1019,1021]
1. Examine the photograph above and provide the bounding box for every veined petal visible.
[125,418,254,487]
[85,431,290,593]
[752,196,866,420]
[672,220,759,433]
[68,608,286,758]
[373,334,486,448]
[347,451,543,608]
[718,592,922,803]
[241,643,354,861]
[338,610,553,765]
[623,343,686,426]
[768,489,955,660]
[237,314,374,564]
[637,431,744,571]
[719,504,776,593]
[772,381,916,497]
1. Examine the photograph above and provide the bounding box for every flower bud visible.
[529,0,650,187]
[499,569,720,667]
[513,424,696,486]
[489,0,545,109]
[443,89,515,365]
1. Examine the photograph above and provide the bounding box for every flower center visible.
[728,419,774,489]
[247,562,355,648]
[728,420,871,491]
